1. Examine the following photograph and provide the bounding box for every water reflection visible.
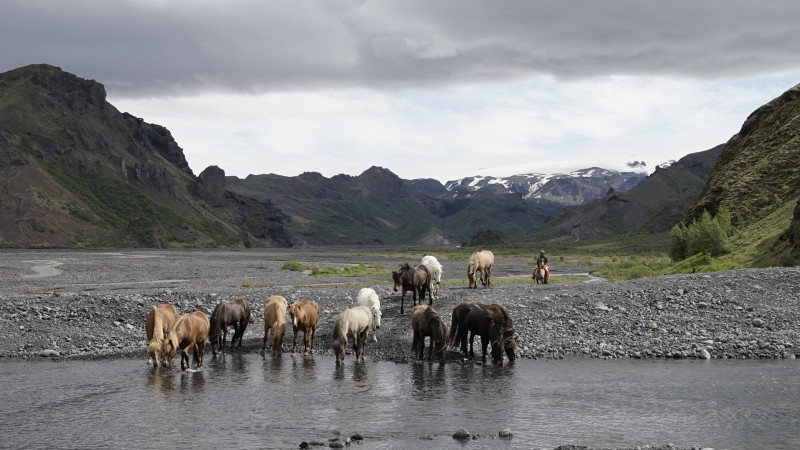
[146,367,176,393]
[178,369,205,394]
[410,362,447,400]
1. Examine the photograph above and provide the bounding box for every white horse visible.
[331,305,373,365]
[356,288,382,342]
[421,255,443,298]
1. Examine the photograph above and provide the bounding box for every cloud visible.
[3,0,800,96]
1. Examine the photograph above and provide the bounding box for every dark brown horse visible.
[410,305,450,364]
[162,311,210,371]
[392,263,431,315]
[449,302,506,365]
[209,299,251,356]
[288,300,319,357]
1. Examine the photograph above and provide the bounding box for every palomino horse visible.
[162,311,210,371]
[260,295,287,357]
[410,305,450,364]
[421,255,443,298]
[145,304,178,366]
[449,302,504,365]
[209,299,251,356]
[533,257,548,285]
[467,250,494,288]
[331,305,372,365]
[356,288,382,342]
[392,263,431,315]
[288,301,319,356]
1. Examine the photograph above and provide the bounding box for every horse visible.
[410,305,450,364]
[421,255,443,298]
[260,295,287,357]
[209,299,251,356]
[449,302,504,365]
[533,257,547,285]
[145,304,178,366]
[331,305,372,365]
[392,263,431,315]
[288,300,319,356]
[481,303,517,363]
[162,311,210,371]
[467,250,494,288]
[356,288,382,342]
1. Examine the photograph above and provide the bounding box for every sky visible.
[3,1,800,183]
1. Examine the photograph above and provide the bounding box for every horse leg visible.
[468,332,476,360]
[196,339,206,369]
[400,290,406,315]
[310,325,316,354]
[480,336,489,365]
[303,329,310,356]
[260,328,267,356]
[291,327,299,357]
[428,334,435,362]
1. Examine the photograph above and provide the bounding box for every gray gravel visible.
[1,248,798,362]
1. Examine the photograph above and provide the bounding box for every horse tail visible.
[147,305,164,355]
[449,311,460,348]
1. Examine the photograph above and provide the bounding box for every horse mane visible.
[164,313,185,353]
[209,302,225,338]
[398,263,416,284]
[332,313,348,352]
[467,253,476,275]
[428,313,448,345]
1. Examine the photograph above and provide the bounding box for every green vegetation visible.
[669,207,734,260]
[281,260,386,277]
[241,281,254,288]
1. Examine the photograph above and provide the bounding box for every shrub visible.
[670,208,734,261]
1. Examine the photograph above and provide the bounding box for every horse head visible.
[161,330,178,367]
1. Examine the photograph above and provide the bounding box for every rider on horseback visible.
[537,250,549,279]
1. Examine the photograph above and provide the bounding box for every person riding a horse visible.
[536,250,549,279]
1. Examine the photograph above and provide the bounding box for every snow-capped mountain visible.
[440,167,647,206]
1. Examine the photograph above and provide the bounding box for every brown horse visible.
[162,311,210,371]
[145,304,178,366]
[533,257,548,285]
[331,305,372,365]
[481,303,516,363]
[288,300,319,357]
[209,299,251,356]
[260,295,287,357]
[467,250,494,288]
[449,302,504,365]
[410,305,450,364]
[392,263,431,315]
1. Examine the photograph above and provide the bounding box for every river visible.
[1,357,798,449]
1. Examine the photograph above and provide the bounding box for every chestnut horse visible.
[331,305,372,365]
[209,299,251,356]
[467,250,494,288]
[449,302,504,365]
[392,263,431,315]
[410,304,450,364]
[162,311,210,371]
[288,300,319,357]
[356,288,382,342]
[260,295,287,357]
[145,304,178,366]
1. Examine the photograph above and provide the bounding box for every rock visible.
[594,302,609,311]
[452,429,471,439]
[752,318,765,327]
[40,349,60,357]
[498,427,512,438]
[699,349,711,360]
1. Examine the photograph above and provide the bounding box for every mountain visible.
[0,64,291,248]
[435,168,647,206]
[226,166,557,245]
[523,145,724,243]
[685,82,800,259]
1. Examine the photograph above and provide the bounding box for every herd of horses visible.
[145,251,522,370]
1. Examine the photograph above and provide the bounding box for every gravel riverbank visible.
[1,248,798,362]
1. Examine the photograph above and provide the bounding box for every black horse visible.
[392,263,431,315]
[450,302,514,365]
[209,299,251,356]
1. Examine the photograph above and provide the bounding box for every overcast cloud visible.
[2,1,800,181]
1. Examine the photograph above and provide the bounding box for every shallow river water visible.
[1,357,798,449]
